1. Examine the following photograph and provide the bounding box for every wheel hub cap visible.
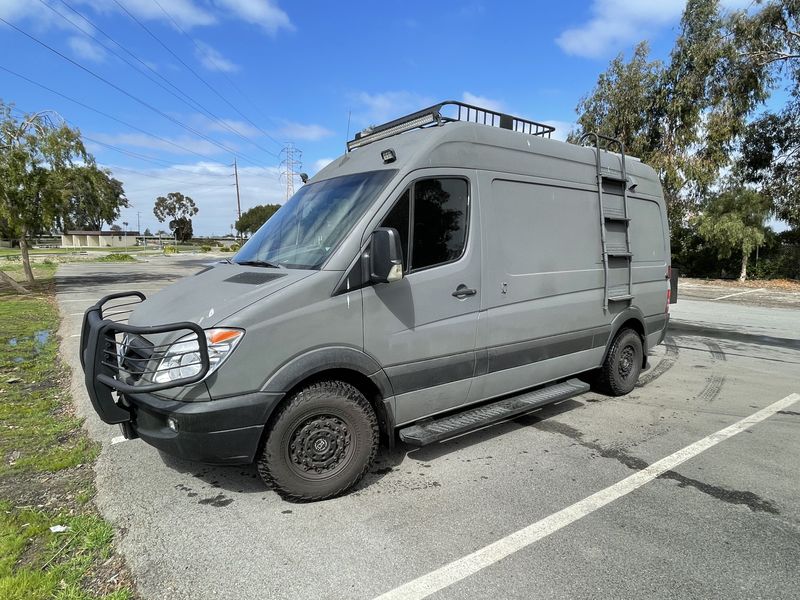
[289,415,351,474]
[618,345,635,379]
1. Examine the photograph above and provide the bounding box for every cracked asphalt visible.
[56,257,800,599]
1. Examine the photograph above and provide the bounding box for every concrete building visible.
[61,230,140,248]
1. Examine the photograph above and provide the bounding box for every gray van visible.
[81,101,671,501]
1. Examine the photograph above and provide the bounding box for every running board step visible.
[398,378,590,446]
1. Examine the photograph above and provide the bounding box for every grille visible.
[120,334,155,382]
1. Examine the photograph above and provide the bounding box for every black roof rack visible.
[346,100,555,152]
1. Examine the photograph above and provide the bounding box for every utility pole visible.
[136,211,141,248]
[233,157,242,241]
[280,143,302,201]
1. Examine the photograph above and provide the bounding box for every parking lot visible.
[56,256,800,600]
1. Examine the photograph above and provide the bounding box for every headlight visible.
[153,328,244,384]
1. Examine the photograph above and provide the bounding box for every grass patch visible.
[0,272,136,598]
[93,254,136,263]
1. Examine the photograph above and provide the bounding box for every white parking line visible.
[713,288,764,301]
[373,392,800,600]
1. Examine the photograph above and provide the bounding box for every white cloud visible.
[461,92,505,112]
[275,121,334,142]
[556,0,754,59]
[105,161,286,236]
[213,0,294,34]
[540,120,575,142]
[91,132,231,156]
[311,157,334,175]
[6,0,293,34]
[67,36,106,62]
[351,91,434,127]
[77,0,216,28]
[193,41,240,72]
[199,116,262,138]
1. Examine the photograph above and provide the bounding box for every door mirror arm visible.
[369,227,404,284]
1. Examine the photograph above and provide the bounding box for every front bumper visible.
[122,390,282,464]
[80,292,281,464]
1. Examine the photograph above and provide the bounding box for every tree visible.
[235,204,281,235]
[739,109,800,226]
[153,192,198,243]
[62,165,127,231]
[569,42,662,160]
[144,228,152,236]
[110,224,122,232]
[169,217,193,242]
[734,1,800,227]
[695,188,772,281]
[0,103,86,287]
[571,0,774,235]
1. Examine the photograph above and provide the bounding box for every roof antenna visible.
[345,109,352,152]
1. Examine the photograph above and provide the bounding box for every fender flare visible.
[262,346,393,396]
[260,346,396,438]
[603,306,648,366]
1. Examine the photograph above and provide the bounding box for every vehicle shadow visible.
[401,398,584,463]
[157,397,587,499]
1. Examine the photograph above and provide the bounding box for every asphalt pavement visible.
[56,258,800,600]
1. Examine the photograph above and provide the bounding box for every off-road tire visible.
[257,381,379,502]
[596,328,643,396]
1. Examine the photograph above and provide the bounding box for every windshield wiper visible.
[235,259,284,269]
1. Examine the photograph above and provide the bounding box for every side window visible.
[411,178,468,270]
[378,177,469,273]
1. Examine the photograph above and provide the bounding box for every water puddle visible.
[6,330,51,363]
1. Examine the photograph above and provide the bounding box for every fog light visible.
[166,417,178,431]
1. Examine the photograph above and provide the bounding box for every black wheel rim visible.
[287,414,354,480]
[618,345,636,380]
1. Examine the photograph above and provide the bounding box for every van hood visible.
[127,263,313,330]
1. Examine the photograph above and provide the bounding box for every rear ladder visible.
[580,132,633,310]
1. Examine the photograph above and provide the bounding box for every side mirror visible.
[370,227,404,283]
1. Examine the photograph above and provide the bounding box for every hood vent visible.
[224,272,286,285]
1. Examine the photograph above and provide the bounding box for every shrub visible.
[228,243,240,252]
[163,245,178,255]
[199,245,212,253]
[95,253,136,262]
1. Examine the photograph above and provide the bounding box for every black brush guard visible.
[80,292,210,424]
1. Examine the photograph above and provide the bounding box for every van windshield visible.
[233,170,396,270]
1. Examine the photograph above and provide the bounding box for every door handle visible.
[452,284,477,299]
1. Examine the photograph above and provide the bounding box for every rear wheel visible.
[257,381,379,502]
[597,328,643,396]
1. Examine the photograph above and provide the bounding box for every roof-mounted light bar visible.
[346,100,556,152]
[347,111,439,152]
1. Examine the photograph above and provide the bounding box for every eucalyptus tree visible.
[572,0,774,235]
[0,102,87,288]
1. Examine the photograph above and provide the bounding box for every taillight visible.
[666,266,671,313]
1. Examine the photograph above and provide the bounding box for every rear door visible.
[362,170,480,425]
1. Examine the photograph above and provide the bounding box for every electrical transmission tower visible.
[279,143,302,200]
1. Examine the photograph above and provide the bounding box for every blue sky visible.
[0,0,756,235]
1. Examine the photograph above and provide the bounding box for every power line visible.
[149,0,285,149]
[7,106,233,197]
[82,134,217,171]
[40,0,280,159]
[106,164,234,191]
[0,15,264,167]
[0,64,228,163]
[112,0,283,151]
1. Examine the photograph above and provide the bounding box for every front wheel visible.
[257,381,379,502]
[596,328,643,396]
